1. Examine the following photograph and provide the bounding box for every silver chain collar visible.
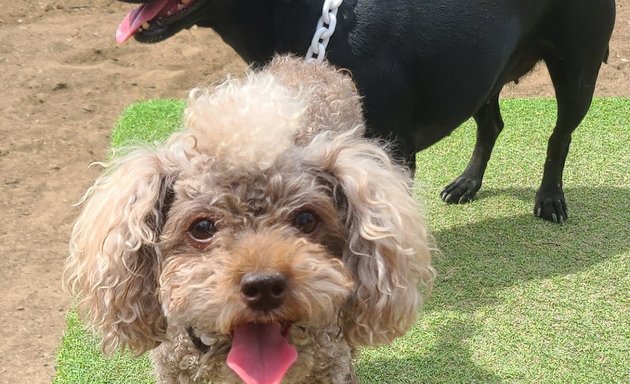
[305,0,344,63]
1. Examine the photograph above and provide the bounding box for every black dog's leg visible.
[405,151,417,175]
[534,56,603,224]
[441,94,504,204]
[534,0,614,224]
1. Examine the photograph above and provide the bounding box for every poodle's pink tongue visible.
[116,0,172,44]
[227,323,297,384]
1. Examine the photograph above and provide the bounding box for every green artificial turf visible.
[111,98,186,148]
[55,98,630,383]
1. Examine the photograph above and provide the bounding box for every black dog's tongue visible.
[116,0,172,43]
[226,323,297,384]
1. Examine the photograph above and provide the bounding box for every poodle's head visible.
[65,55,434,384]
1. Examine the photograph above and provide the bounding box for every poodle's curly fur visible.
[65,55,436,384]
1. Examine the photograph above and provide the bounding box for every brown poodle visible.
[65,55,435,384]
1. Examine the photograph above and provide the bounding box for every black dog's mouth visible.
[116,0,208,44]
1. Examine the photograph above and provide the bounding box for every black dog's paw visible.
[440,176,481,204]
[534,189,568,224]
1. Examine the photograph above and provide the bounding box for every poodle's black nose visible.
[240,272,288,311]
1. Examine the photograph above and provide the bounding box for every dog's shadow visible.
[356,185,628,382]
[357,319,502,383]
[434,185,629,309]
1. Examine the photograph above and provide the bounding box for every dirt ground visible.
[0,1,627,383]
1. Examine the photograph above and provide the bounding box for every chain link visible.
[306,0,344,63]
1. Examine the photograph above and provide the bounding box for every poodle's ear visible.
[306,131,435,346]
[65,148,174,355]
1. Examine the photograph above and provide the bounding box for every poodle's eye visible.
[292,211,318,234]
[188,219,216,243]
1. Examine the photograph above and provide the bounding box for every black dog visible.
[115,0,615,223]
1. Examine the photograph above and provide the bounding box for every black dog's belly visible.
[351,46,519,152]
